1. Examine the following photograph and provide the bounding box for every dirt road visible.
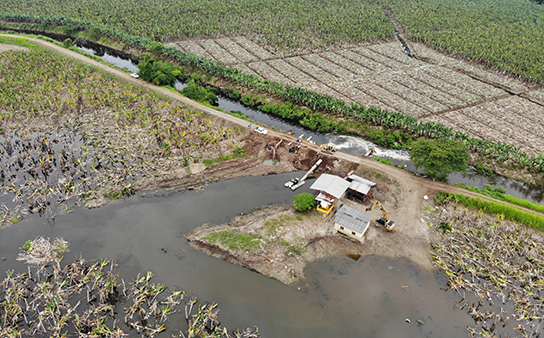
[4,34,541,269]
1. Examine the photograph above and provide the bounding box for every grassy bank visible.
[435,192,544,230]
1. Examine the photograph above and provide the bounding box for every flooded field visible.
[0,173,474,337]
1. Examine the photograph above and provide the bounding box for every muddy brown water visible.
[0,173,474,337]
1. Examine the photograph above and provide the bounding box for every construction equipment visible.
[284,159,322,190]
[319,143,336,153]
[365,200,395,231]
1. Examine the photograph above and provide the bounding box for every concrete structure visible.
[346,174,376,202]
[333,205,373,242]
[310,174,351,215]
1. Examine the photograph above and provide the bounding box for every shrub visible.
[293,193,316,211]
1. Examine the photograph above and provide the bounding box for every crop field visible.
[1,0,543,83]
[171,37,544,155]
[0,47,244,225]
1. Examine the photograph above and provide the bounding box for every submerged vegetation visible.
[0,46,244,225]
[428,202,544,337]
[0,237,259,337]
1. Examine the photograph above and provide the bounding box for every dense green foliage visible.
[0,0,393,51]
[293,193,316,212]
[410,139,469,180]
[2,0,544,82]
[137,54,180,87]
[380,0,544,82]
[181,80,218,105]
[436,192,544,230]
[456,184,544,214]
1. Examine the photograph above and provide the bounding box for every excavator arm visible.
[365,200,395,231]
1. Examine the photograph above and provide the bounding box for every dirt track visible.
[3,35,542,269]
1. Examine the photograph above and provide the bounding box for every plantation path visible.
[5,35,542,268]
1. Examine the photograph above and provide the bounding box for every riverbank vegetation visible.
[435,192,544,230]
[0,45,245,225]
[0,237,259,337]
[456,184,544,215]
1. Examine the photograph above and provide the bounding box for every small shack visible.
[309,174,351,215]
[333,205,373,242]
[346,174,376,202]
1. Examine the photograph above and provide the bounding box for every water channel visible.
[72,38,544,204]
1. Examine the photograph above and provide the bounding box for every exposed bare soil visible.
[0,43,28,52]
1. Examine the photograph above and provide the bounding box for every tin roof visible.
[334,205,373,234]
[309,174,351,199]
[348,175,376,195]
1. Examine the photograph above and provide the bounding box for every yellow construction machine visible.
[365,200,395,231]
[319,143,336,153]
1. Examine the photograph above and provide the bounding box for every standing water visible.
[0,173,474,337]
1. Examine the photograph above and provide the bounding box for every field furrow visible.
[267,59,316,86]
[525,89,544,105]
[198,40,239,65]
[357,83,426,117]
[232,36,274,60]
[406,68,480,104]
[366,43,422,67]
[327,81,389,109]
[425,65,506,100]
[442,111,543,154]
[373,75,445,113]
[350,46,405,70]
[320,51,371,75]
[493,96,544,131]
[176,40,213,59]
[214,38,260,64]
[233,63,259,76]
[246,61,296,87]
[338,49,389,73]
[286,57,338,85]
[302,54,353,78]
[462,102,544,140]
[389,73,463,109]
[445,61,529,94]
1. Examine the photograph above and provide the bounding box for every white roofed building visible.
[309,174,351,215]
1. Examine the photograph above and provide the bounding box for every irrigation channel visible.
[0,173,475,337]
[74,39,544,205]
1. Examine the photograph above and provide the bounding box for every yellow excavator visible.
[365,200,395,231]
[319,143,336,153]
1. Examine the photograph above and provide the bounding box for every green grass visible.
[263,214,294,236]
[204,229,263,251]
[456,184,544,215]
[0,35,37,48]
[436,192,544,230]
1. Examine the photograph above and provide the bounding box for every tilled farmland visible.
[172,37,544,155]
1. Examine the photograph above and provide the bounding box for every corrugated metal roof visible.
[348,175,376,195]
[309,174,350,199]
[334,205,373,234]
